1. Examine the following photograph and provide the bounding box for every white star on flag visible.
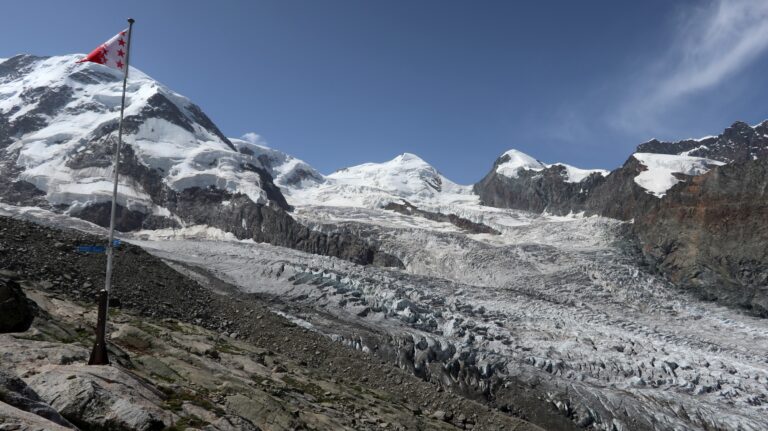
[77,28,130,71]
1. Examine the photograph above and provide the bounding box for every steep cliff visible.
[634,158,768,315]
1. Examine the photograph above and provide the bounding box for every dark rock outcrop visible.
[473,155,606,216]
[384,201,499,234]
[0,278,37,333]
[72,201,171,232]
[474,153,673,221]
[476,121,768,219]
[581,156,659,220]
[169,188,403,268]
[634,158,768,315]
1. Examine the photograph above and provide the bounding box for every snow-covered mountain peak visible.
[0,54,284,222]
[496,149,546,178]
[285,152,476,209]
[327,152,460,194]
[391,152,427,164]
[495,149,606,183]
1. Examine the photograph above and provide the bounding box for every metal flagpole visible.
[89,18,135,366]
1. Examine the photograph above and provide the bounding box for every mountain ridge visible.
[473,120,768,315]
[0,54,402,267]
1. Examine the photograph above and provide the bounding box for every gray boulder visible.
[0,368,75,428]
[26,364,175,431]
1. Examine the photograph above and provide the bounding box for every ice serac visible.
[0,54,401,267]
[230,138,324,190]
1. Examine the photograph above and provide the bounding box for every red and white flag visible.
[78,28,130,71]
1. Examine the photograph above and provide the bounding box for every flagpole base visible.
[88,289,110,365]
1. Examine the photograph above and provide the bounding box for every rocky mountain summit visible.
[635,121,768,163]
[474,150,607,215]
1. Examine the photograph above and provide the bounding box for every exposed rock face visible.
[0,278,37,333]
[476,121,768,219]
[384,201,500,234]
[474,154,606,216]
[635,158,768,315]
[0,402,73,431]
[636,121,768,163]
[475,152,678,220]
[167,189,403,268]
[581,156,660,220]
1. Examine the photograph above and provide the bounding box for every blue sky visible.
[3,0,768,183]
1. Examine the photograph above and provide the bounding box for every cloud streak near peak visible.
[614,0,768,134]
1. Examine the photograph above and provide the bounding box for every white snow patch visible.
[632,153,725,197]
[549,163,609,183]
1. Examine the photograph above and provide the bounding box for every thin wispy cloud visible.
[240,132,269,147]
[613,0,768,134]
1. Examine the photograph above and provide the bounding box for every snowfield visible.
[632,153,725,197]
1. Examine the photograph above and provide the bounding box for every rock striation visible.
[0,368,75,429]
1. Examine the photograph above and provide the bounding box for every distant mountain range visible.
[1,54,766,315]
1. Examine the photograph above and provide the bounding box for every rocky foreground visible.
[0,215,542,431]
